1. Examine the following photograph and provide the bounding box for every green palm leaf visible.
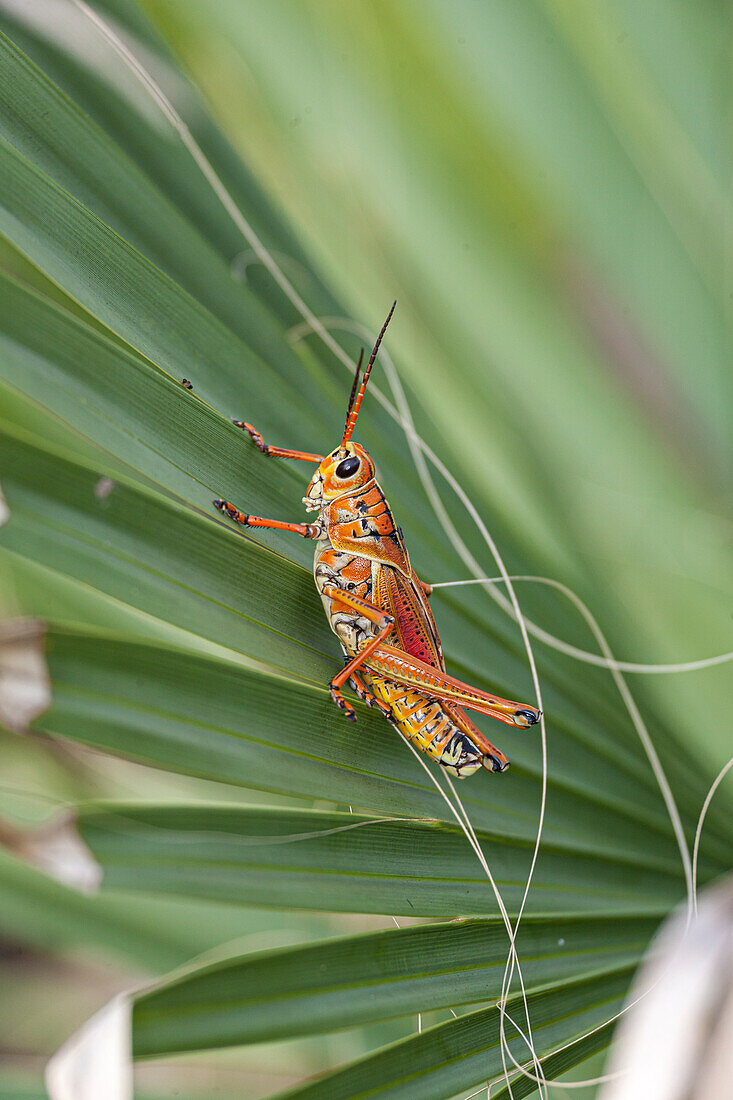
[131,914,652,1054]
[77,802,682,916]
[256,970,630,1099]
[0,1,729,1096]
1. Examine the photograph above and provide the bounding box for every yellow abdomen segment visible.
[364,674,483,778]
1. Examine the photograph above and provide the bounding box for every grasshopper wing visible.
[375,566,445,670]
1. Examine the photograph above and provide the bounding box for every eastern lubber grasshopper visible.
[215,304,540,777]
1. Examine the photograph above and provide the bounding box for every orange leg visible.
[365,643,541,729]
[234,421,324,464]
[320,584,395,721]
[213,500,319,538]
[347,665,393,720]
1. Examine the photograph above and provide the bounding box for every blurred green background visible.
[0,1,730,1097]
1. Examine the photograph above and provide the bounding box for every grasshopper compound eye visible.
[336,456,360,478]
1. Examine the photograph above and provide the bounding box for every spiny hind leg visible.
[365,643,541,728]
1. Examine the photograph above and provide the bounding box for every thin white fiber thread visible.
[439,767,546,1095]
[430,571,733,1090]
[489,930,697,1093]
[430,578,725,1092]
[429,578,732,675]
[691,755,733,918]
[92,812,437,847]
[399,735,546,1096]
[463,1087,492,1100]
[429,575,701,1090]
[67,6,701,1093]
[430,574,694,921]
[453,740,731,1094]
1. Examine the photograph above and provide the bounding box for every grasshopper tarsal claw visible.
[213,498,247,523]
[330,687,357,721]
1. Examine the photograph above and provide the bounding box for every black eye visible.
[336,456,360,478]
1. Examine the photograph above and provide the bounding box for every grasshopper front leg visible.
[213,500,320,539]
[233,421,324,464]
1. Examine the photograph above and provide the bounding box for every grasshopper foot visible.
[233,421,267,452]
[513,707,541,728]
[330,686,357,721]
[369,698,393,720]
[214,499,249,525]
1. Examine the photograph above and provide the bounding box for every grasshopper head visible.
[303,442,375,511]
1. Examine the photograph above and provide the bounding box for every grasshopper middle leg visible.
[321,584,395,721]
[347,663,393,720]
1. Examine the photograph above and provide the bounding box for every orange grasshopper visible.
[214,304,540,777]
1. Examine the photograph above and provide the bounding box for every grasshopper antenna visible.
[342,301,396,444]
[343,347,364,439]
